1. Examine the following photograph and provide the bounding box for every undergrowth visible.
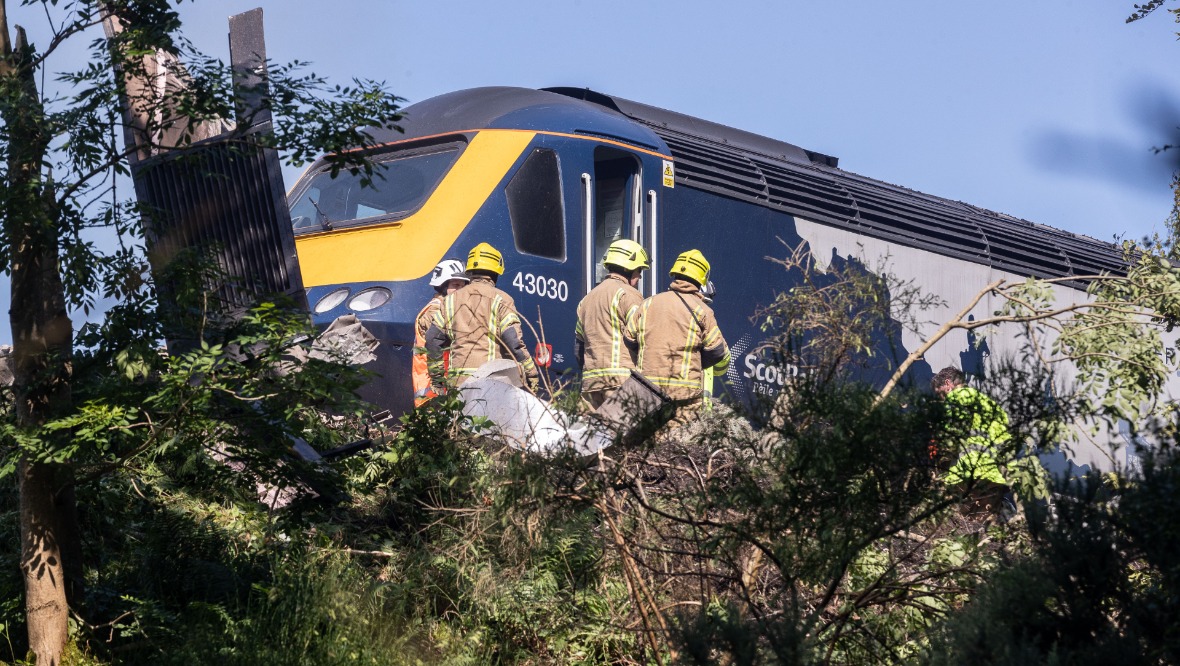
[1,371,1176,664]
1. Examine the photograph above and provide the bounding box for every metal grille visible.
[659,132,768,202]
[638,121,1123,283]
[133,138,304,310]
[755,156,858,224]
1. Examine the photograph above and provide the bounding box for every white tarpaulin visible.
[457,362,670,456]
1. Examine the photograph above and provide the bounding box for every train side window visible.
[506,148,566,261]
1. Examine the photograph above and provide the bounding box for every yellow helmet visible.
[669,249,710,286]
[603,239,650,272]
[466,242,505,276]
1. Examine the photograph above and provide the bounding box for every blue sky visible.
[3,1,1180,343]
[180,0,1180,244]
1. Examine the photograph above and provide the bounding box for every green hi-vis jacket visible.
[941,385,1010,486]
[625,279,730,402]
[574,274,644,395]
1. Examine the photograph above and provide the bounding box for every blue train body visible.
[287,87,1127,461]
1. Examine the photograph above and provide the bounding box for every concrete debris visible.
[281,314,379,374]
[308,314,379,366]
[206,443,319,511]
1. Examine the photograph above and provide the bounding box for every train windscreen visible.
[289,142,464,231]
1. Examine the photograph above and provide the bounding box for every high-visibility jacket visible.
[625,279,730,401]
[412,296,442,406]
[426,276,538,385]
[941,386,1009,486]
[702,366,715,412]
[575,273,643,395]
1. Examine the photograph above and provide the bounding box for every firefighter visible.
[575,239,650,408]
[932,366,1011,520]
[412,259,469,406]
[425,243,539,388]
[625,249,730,406]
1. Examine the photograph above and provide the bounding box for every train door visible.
[582,146,648,296]
[499,144,574,379]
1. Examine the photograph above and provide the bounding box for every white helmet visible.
[429,259,469,287]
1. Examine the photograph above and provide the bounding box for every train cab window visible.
[289,141,464,231]
[506,148,566,260]
[593,148,640,283]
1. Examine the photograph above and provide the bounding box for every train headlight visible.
[348,287,393,312]
[313,287,351,314]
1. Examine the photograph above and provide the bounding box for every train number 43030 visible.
[512,272,569,302]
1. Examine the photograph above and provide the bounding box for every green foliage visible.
[346,394,640,664]
[0,471,423,665]
[4,4,1180,664]
[0,229,1174,664]
[759,241,944,384]
[1057,253,1180,425]
[926,443,1180,665]
[0,4,405,661]
[0,256,369,501]
[1126,0,1178,23]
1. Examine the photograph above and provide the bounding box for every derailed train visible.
[286,86,1152,472]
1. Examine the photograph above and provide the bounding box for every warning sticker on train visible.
[662,160,675,188]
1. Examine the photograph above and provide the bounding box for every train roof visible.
[385,87,1126,283]
[545,88,1126,283]
[367,86,664,151]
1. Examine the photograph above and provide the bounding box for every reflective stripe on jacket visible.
[412,296,442,406]
[625,279,730,401]
[431,276,537,384]
[702,366,715,412]
[575,274,643,394]
[942,386,1010,486]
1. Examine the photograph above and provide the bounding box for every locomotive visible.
[286,86,1140,472]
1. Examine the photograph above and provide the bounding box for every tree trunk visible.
[1,6,78,663]
[11,218,77,662]
[18,460,70,664]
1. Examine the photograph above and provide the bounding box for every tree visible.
[1127,2,1180,258]
[876,249,1180,431]
[439,231,1176,662]
[0,1,401,662]
[925,444,1180,665]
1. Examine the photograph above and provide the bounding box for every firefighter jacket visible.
[625,279,730,401]
[575,274,643,394]
[941,386,1010,486]
[412,296,442,406]
[425,276,538,385]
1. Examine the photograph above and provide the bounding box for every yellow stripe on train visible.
[295,130,536,287]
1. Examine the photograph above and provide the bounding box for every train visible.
[285,85,1147,472]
